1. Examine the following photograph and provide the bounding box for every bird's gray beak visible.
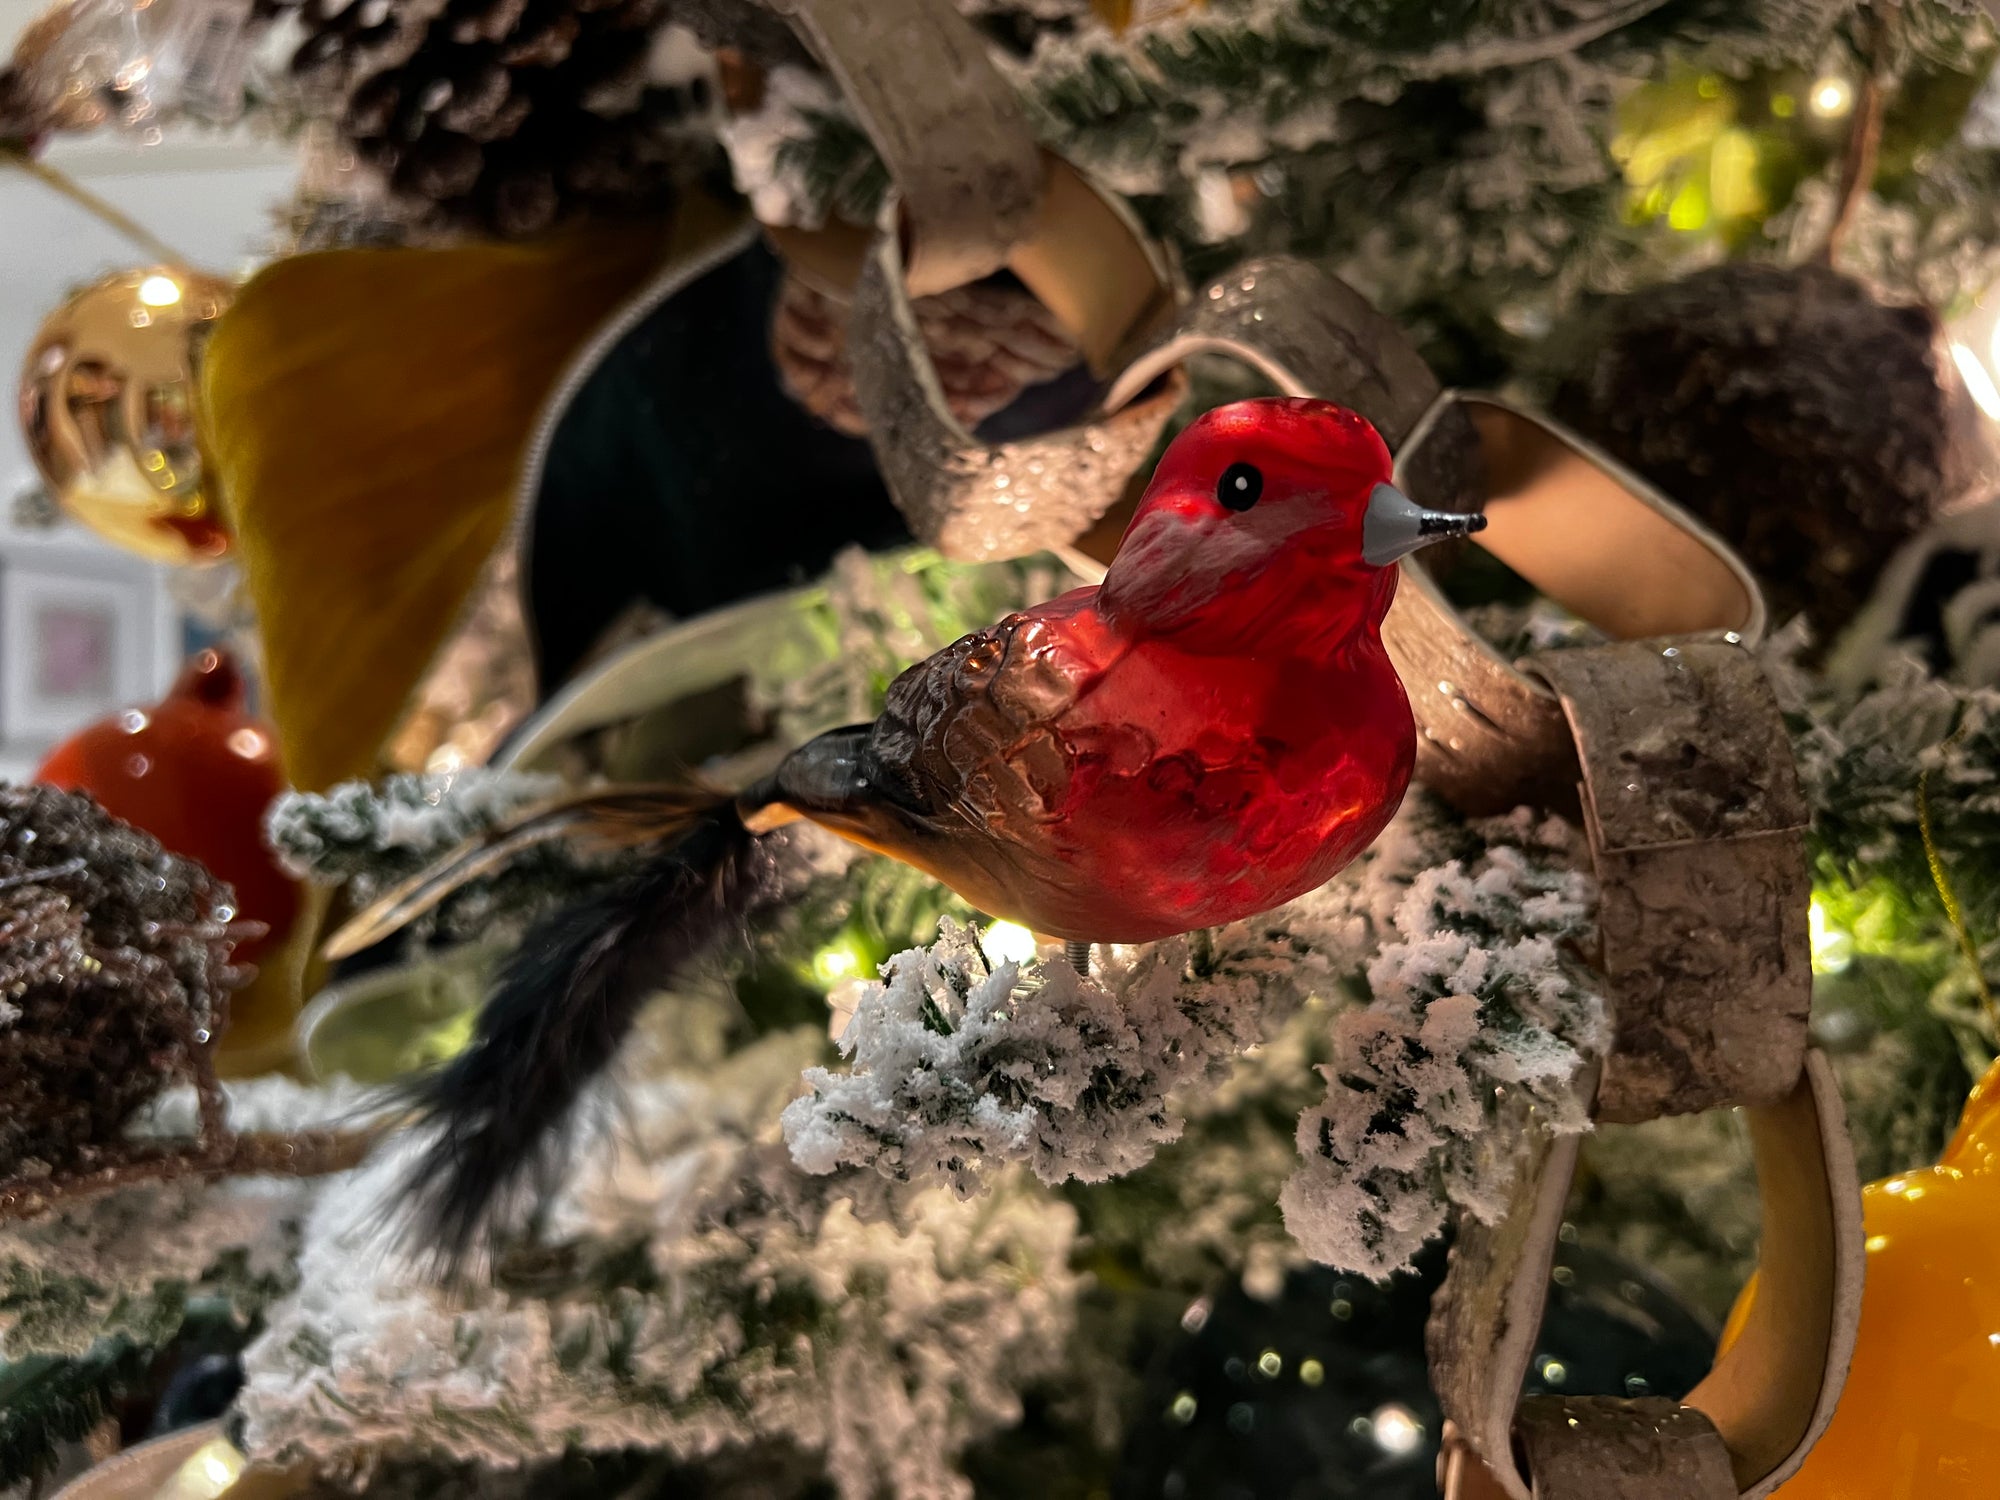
[1361,482,1487,567]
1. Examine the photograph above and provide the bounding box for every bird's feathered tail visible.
[393,798,779,1273]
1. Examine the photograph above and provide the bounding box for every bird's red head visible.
[1098,397,1482,655]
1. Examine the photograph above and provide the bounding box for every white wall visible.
[1,0,301,775]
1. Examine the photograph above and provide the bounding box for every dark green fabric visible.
[527,240,910,693]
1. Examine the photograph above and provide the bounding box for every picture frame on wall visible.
[0,534,179,781]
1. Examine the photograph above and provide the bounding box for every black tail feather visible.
[393,800,776,1274]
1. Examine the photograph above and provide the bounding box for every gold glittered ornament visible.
[19,264,234,564]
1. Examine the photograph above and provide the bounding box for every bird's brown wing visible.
[861,609,1101,835]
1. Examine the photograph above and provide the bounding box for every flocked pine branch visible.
[722,0,2000,374]
[781,795,1608,1276]
[1281,830,1606,1275]
[235,1031,1081,1500]
[266,768,628,947]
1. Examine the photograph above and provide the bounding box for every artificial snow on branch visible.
[1281,828,1607,1276]
[0,1076,379,1361]
[781,796,1609,1278]
[781,918,1296,1194]
[266,768,607,946]
[235,1030,1080,1500]
[268,767,562,885]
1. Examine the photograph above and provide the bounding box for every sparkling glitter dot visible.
[1168,1391,1197,1425]
[1256,1349,1282,1378]
[1330,1298,1353,1321]
[1226,1402,1255,1435]
[1299,1358,1325,1387]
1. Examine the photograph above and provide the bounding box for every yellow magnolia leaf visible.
[200,204,737,792]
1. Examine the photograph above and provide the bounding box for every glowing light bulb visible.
[1953,343,2000,420]
[138,273,184,307]
[1810,76,1854,118]
[1808,893,1854,974]
[981,920,1039,964]
[1370,1403,1425,1456]
[812,938,868,986]
[159,1438,247,1499]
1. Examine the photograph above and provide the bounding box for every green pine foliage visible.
[0,1343,155,1491]
[733,0,2000,382]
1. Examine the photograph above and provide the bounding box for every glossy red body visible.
[996,589,1410,939]
[37,649,301,964]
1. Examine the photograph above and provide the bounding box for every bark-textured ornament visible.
[1554,262,1993,637]
[0,784,244,1193]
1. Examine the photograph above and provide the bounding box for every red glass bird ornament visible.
[739,396,1460,941]
[334,397,1484,1265]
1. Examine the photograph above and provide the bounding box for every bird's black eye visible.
[1217,461,1262,512]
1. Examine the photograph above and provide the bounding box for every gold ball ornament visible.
[19,265,234,563]
[1723,1053,2000,1497]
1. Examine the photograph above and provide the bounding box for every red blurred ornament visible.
[37,648,300,968]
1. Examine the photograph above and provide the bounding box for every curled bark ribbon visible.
[776,0,1186,561]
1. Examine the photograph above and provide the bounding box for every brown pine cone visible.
[772,272,1081,437]
[1553,261,1996,637]
[0,784,246,1188]
[280,0,720,239]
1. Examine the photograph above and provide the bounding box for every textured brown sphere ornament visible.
[771,271,1079,438]
[0,783,247,1191]
[1553,261,1994,635]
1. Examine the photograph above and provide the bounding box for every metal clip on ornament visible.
[1060,257,1863,1500]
